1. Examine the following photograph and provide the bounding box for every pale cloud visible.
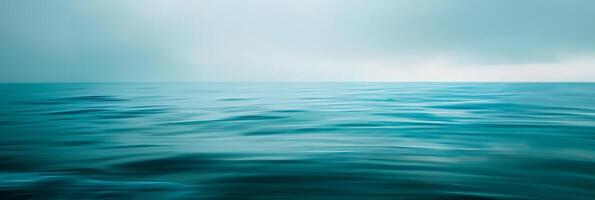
[1,0,594,82]
[324,54,595,82]
[184,52,595,82]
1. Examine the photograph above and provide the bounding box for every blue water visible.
[0,83,594,200]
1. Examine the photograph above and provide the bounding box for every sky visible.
[1,0,594,82]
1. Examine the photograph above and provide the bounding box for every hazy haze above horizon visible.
[1,0,595,82]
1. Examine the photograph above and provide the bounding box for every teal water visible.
[0,83,594,200]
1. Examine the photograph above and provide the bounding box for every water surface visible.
[0,83,594,199]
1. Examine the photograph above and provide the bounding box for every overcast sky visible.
[1,0,594,82]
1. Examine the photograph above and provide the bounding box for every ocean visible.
[0,83,594,199]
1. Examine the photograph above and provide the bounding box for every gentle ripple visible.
[0,83,594,200]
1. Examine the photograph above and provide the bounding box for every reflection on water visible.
[0,83,594,199]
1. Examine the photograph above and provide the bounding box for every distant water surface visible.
[0,83,594,200]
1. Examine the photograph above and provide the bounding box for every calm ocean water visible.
[0,83,594,200]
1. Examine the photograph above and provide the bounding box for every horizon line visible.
[1,81,594,84]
